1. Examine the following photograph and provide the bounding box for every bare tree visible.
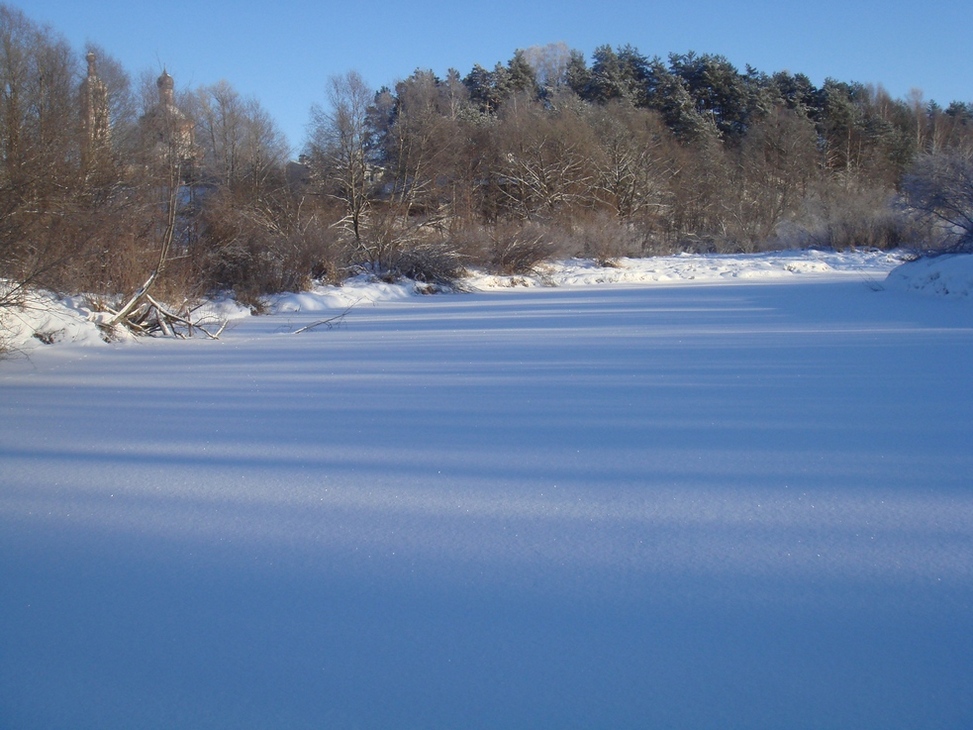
[521,43,575,93]
[306,71,376,250]
[192,80,324,300]
[494,99,597,221]
[380,70,465,220]
[195,80,288,196]
[0,5,79,303]
[903,147,973,251]
[589,102,672,222]
[724,107,820,249]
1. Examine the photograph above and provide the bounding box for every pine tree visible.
[586,45,628,104]
[565,50,591,99]
[507,50,539,99]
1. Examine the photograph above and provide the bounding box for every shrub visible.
[392,240,467,286]
[795,184,917,250]
[485,222,555,274]
[558,213,645,264]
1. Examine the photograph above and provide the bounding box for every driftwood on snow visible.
[98,165,228,341]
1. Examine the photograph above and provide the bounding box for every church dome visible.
[157,70,174,91]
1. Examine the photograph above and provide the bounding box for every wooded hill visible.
[3,5,972,318]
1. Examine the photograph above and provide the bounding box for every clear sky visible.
[19,0,973,156]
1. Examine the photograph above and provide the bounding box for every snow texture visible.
[2,251,972,729]
[885,252,973,299]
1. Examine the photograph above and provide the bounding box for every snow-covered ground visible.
[2,250,972,729]
[0,249,910,354]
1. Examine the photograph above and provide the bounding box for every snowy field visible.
[2,251,973,729]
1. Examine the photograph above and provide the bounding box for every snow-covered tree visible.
[903,147,973,251]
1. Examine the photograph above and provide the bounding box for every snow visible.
[885,252,973,299]
[0,249,942,354]
[0,288,252,356]
[269,274,418,313]
[0,289,121,352]
[467,248,903,289]
[2,250,973,729]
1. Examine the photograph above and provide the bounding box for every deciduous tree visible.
[903,147,973,251]
[306,71,376,249]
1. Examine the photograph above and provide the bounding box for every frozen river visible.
[2,277,972,728]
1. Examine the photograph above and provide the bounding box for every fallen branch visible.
[289,300,358,335]
[290,298,361,335]
[106,270,158,328]
[290,310,349,335]
[144,295,228,340]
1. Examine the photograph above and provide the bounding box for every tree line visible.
[3,5,973,317]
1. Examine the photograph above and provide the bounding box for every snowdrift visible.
[884,252,973,298]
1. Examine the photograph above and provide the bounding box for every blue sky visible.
[21,0,973,155]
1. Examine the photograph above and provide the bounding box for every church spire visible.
[79,50,111,175]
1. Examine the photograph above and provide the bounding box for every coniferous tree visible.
[564,50,591,99]
[648,60,716,144]
[507,50,539,99]
[586,45,628,104]
[668,52,750,141]
[617,45,652,107]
